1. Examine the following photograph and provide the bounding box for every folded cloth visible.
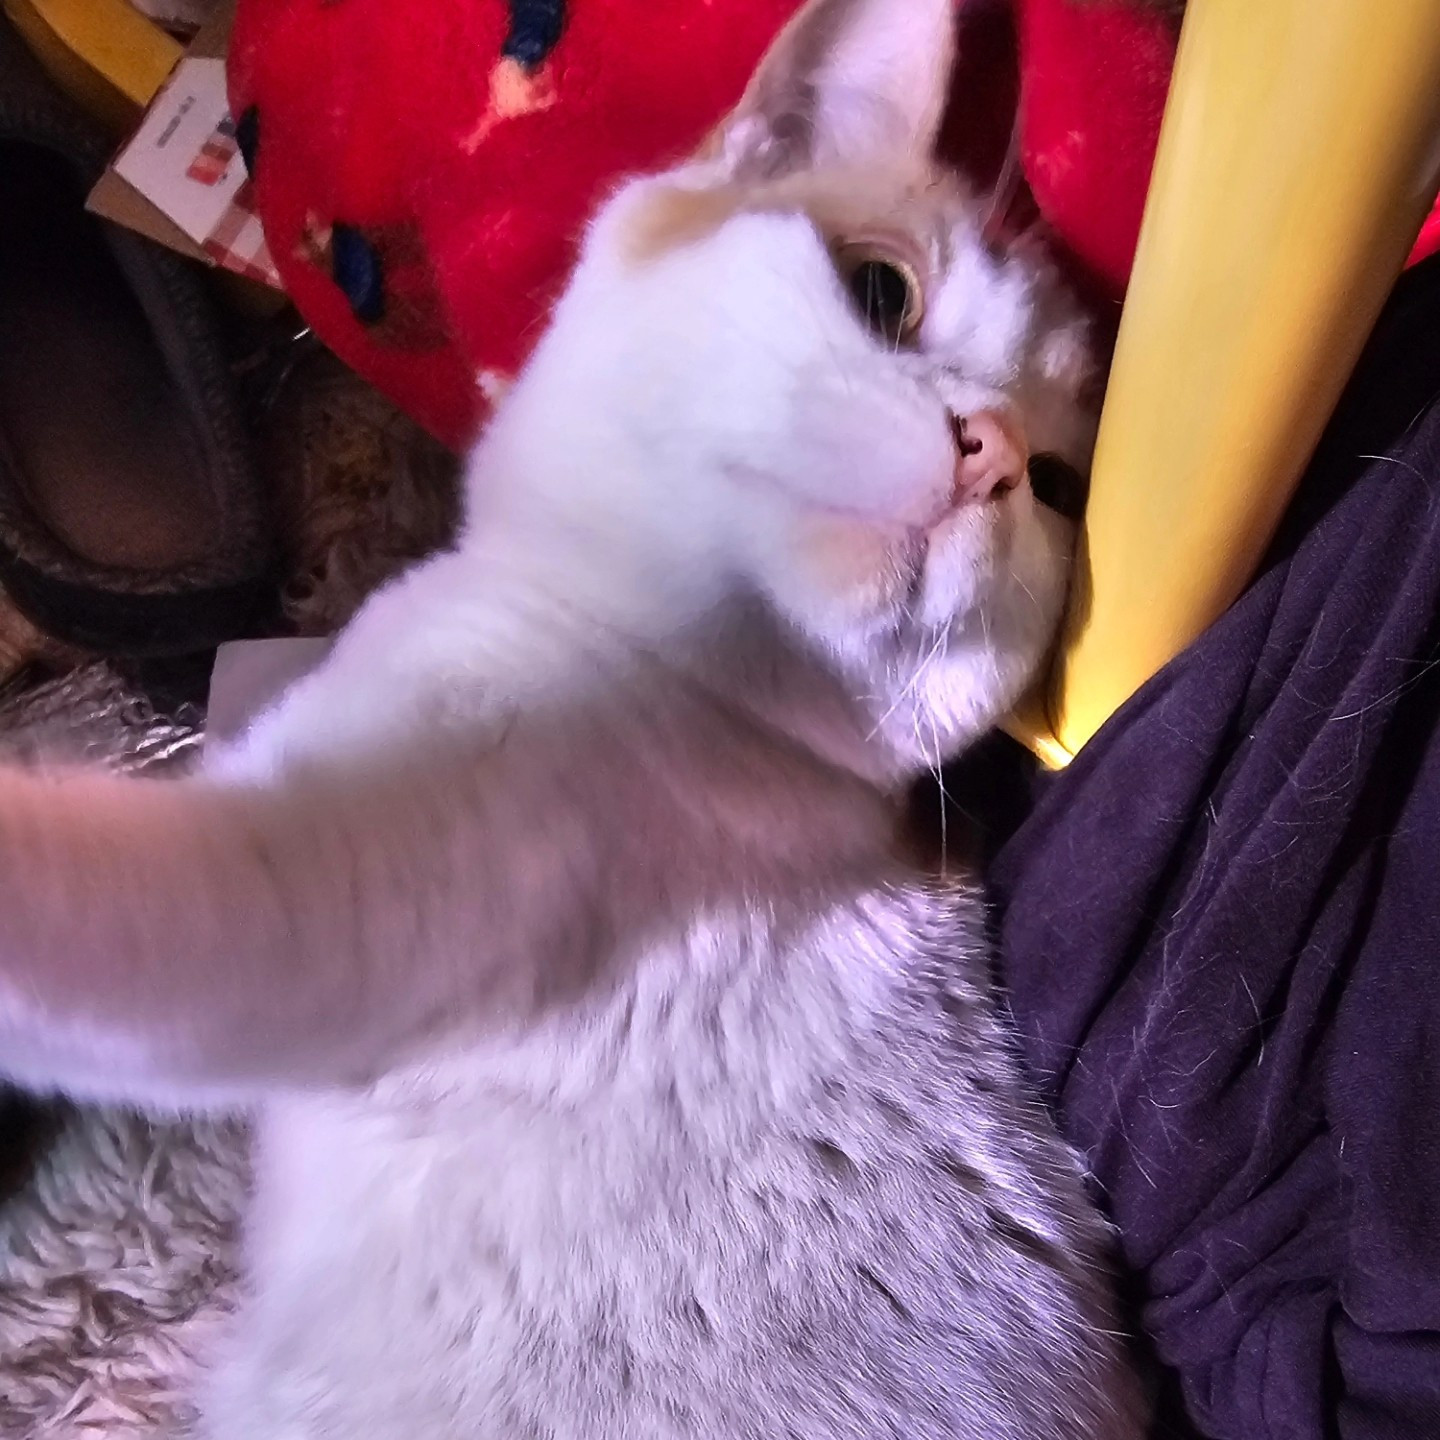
[990,255,1440,1439]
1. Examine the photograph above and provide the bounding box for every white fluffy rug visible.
[0,664,249,1438]
[0,1109,247,1438]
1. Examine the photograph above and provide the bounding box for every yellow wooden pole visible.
[1009,0,1440,764]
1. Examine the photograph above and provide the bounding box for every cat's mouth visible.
[1026,454,1089,524]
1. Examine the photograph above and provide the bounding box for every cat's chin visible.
[867,675,1032,781]
[862,577,1069,779]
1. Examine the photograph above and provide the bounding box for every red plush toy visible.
[228,0,1440,453]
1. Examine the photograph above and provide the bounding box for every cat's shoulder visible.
[206,548,526,780]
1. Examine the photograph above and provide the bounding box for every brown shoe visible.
[0,10,275,657]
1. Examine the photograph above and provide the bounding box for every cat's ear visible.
[708,0,957,181]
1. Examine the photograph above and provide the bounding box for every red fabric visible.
[229,0,1440,450]
[229,0,480,444]
[1413,207,1440,269]
[1015,0,1174,298]
[1014,0,1440,296]
[229,0,805,447]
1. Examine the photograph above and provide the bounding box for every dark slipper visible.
[0,12,275,657]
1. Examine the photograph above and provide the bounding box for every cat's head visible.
[478,0,1096,776]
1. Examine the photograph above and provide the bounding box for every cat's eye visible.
[836,246,924,346]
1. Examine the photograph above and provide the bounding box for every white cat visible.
[0,0,1145,1433]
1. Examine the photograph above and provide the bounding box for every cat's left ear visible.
[707,0,957,181]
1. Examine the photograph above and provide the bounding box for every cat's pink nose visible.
[950,410,1027,505]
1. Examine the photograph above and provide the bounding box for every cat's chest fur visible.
[215,848,1124,1439]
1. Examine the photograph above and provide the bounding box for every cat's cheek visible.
[780,370,955,527]
[759,512,913,642]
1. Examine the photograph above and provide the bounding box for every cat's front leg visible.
[0,750,565,1106]
[0,705,893,1107]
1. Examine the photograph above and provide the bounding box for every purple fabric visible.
[989,257,1440,1439]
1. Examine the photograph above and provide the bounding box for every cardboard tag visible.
[87,1,284,293]
[107,55,280,287]
[114,58,243,244]
[206,637,334,744]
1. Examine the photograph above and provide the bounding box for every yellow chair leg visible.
[3,0,181,136]
[1010,0,1440,766]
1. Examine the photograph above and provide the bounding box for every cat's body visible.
[226,888,1124,1440]
[195,603,1137,1440]
[0,0,1147,1433]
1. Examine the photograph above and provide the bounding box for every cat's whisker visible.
[926,706,950,879]
[1011,569,1041,615]
[867,623,949,739]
